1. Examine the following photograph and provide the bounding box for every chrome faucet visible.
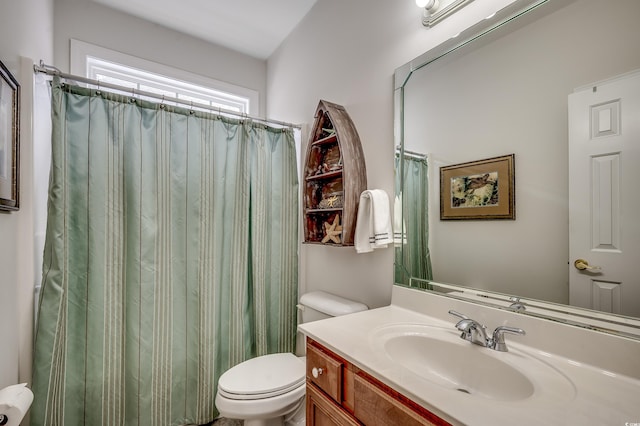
[508,297,526,312]
[492,326,527,352]
[448,310,490,346]
[448,310,525,352]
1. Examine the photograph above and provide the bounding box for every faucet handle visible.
[453,318,490,347]
[508,297,526,312]
[454,319,479,344]
[448,310,469,321]
[492,326,526,352]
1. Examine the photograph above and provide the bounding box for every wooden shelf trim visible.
[306,208,343,214]
[305,170,343,181]
[302,241,354,247]
[311,133,338,146]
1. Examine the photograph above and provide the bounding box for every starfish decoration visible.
[321,215,343,244]
[325,195,339,208]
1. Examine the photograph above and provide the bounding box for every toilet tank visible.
[298,291,368,323]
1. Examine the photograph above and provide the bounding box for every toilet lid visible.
[218,353,305,400]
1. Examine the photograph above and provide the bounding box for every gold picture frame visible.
[440,154,514,220]
[0,60,19,211]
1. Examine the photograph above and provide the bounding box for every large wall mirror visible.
[395,0,640,338]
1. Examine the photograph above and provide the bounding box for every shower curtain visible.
[31,78,299,426]
[394,153,433,286]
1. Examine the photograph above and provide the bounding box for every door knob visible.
[574,259,601,271]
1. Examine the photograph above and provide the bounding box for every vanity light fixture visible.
[416,0,475,27]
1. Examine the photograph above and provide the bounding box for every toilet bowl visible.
[215,353,306,426]
[215,291,368,426]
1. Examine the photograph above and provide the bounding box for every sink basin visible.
[370,324,576,403]
[384,332,533,400]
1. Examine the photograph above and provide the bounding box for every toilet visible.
[215,291,368,426]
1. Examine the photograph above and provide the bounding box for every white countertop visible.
[299,287,640,426]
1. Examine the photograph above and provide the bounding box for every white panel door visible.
[568,70,640,317]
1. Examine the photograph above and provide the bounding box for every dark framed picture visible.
[440,154,515,220]
[0,60,19,211]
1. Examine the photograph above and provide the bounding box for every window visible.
[69,39,300,172]
[70,39,259,115]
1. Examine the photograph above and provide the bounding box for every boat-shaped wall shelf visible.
[303,100,367,246]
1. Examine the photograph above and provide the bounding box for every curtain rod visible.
[395,147,427,159]
[33,62,302,130]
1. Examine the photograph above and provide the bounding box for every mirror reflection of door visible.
[568,70,640,317]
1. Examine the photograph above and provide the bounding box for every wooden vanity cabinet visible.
[307,384,361,426]
[306,339,452,426]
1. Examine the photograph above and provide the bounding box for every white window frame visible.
[70,39,259,115]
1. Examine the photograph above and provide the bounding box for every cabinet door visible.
[306,383,360,426]
[354,374,438,426]
[306,342,343,402]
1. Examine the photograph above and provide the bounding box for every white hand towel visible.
[355,189,393,253]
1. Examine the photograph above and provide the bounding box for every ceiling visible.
[92,0,318,60]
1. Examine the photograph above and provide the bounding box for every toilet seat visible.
[218,353,305,400]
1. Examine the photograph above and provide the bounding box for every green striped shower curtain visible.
[394,153,433,286]
[31,79,299,426]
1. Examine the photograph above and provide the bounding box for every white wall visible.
[0,0,53,394]
[54,0,268,115]
[267,0,520,309]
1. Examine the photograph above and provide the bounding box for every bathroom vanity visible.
[305,338,450,425]
[299,286,640,425]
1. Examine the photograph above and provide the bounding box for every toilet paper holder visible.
[0,383,34,426]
